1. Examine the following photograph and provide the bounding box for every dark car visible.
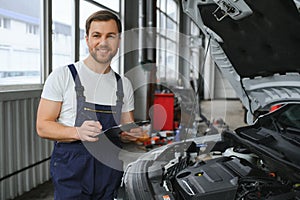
[120,0,300,199]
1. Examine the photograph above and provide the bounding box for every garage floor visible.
[13,99,247,200]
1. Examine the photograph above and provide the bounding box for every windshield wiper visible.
[286,127,300,135]
[281,133,300,146]
[271,118,300,146]
[271,117,285,133]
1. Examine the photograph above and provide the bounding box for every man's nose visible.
[99,36,109,44]
[98,37,106,44]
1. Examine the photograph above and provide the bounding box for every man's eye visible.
[108,35,117,39]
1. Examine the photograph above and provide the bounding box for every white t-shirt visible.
[41,61,134,126]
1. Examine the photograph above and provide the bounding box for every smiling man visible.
[36,10,147,199]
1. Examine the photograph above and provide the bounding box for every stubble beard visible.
[90,46,117,65]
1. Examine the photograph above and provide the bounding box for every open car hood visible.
[182,0,300,124]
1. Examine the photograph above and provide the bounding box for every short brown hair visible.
[85,10,122,36]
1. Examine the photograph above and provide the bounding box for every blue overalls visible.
[50,64,124,200]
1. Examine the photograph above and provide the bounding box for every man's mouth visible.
[98,48,109,53]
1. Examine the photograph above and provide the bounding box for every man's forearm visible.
[36,120,79,142]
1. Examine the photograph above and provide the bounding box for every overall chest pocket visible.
[76,103,118,131]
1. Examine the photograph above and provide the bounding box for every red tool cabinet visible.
[152,93,174,131]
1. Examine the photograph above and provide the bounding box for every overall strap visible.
[114,72,124,124]
[67,64,85,100]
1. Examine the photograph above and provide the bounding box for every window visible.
[93,0,120,12]
[0,0,121,88]
[26,23,39,35]
[52,0,73,69]
[0,16,10,29]
[0,0,41,85]
[156,0,179,82]
[189,21,202,80]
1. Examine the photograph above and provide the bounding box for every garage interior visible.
[1,0,299,199]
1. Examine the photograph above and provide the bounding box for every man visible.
[36,10,147,199]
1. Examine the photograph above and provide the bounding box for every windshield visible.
[276,104,300,130]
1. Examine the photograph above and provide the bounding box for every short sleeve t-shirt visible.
[41,61,134,126]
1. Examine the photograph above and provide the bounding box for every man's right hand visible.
[76,120,102,142]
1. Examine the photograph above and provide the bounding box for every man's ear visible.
[117,36,121,48]
[85,35,89,44]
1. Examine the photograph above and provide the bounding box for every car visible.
[119,0,300,199]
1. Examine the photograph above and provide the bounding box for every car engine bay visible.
[122,104,300,200]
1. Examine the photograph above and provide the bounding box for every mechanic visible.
[36,10,147,199]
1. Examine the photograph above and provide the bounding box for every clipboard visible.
[95,120,151,138]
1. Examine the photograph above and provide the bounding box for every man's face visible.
[86,20,120,65]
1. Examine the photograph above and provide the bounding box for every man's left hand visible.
[120,127,150,143]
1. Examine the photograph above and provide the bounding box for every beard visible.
[90,45,118,64]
